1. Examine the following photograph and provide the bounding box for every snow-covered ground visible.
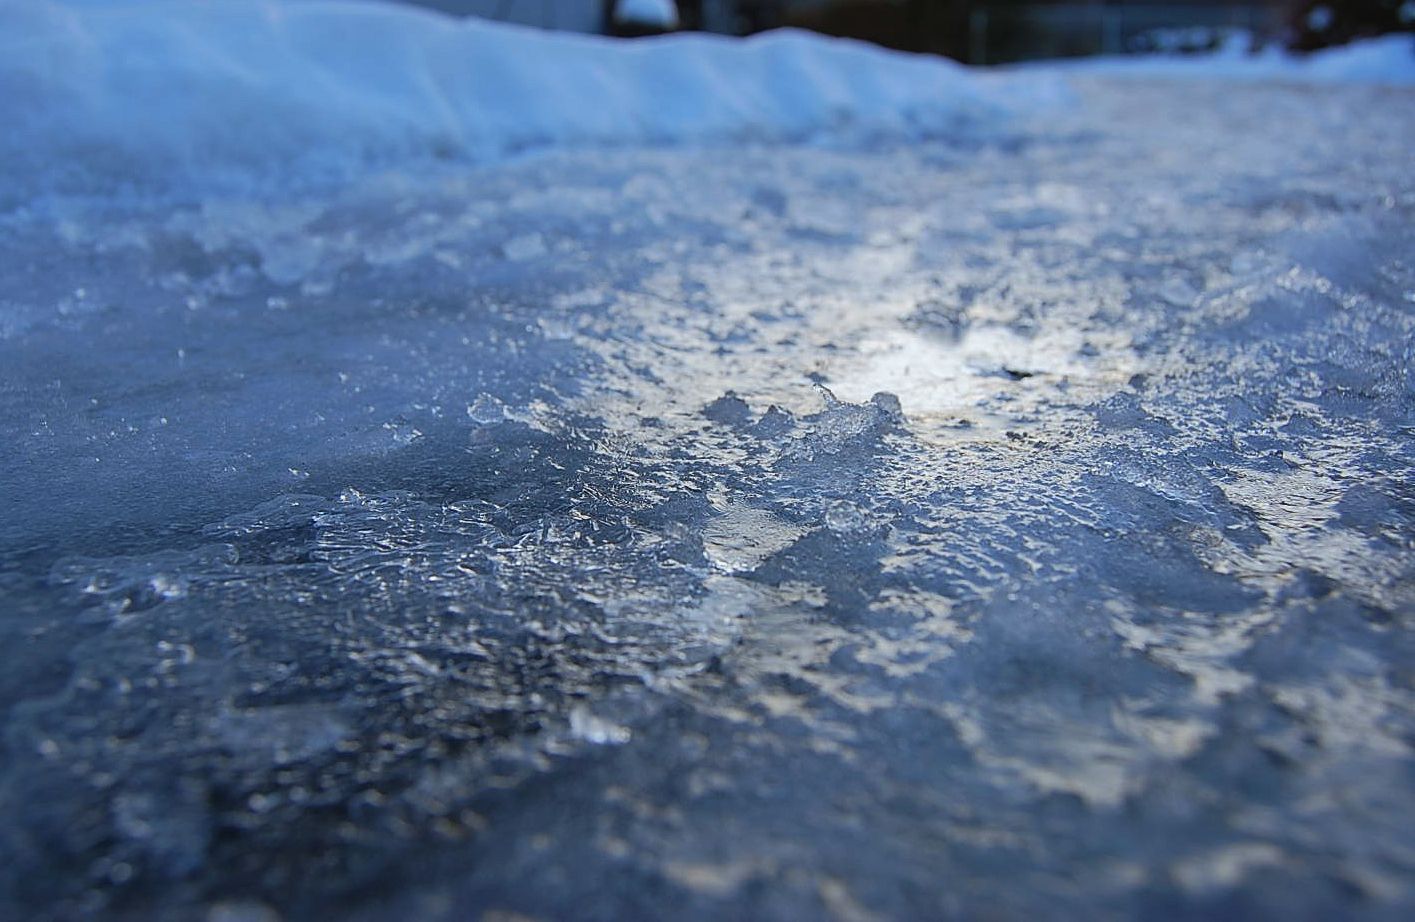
[1,2,1413,920]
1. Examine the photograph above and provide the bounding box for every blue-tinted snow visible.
[0,0,1054,204]
[1,4,1415,921]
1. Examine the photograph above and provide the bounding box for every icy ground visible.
[2,76,1414,920]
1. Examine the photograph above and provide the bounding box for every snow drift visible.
[0,0,1042,202]
[2,1,1409,204]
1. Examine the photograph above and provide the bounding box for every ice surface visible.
[1,5,1415,921]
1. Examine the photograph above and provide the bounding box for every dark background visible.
[410,1,1415,63]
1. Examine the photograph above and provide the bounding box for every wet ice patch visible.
[829,324,1096,416]
[702,501,806,574]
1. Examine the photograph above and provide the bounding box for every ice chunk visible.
[568,706,631,745]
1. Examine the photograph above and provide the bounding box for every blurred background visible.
[397,1,1415,63]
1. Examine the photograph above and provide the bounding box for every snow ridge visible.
[0,0,1045,202]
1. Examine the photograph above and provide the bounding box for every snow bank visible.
[1033,34,1415,86]
[0,0,1042,203]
